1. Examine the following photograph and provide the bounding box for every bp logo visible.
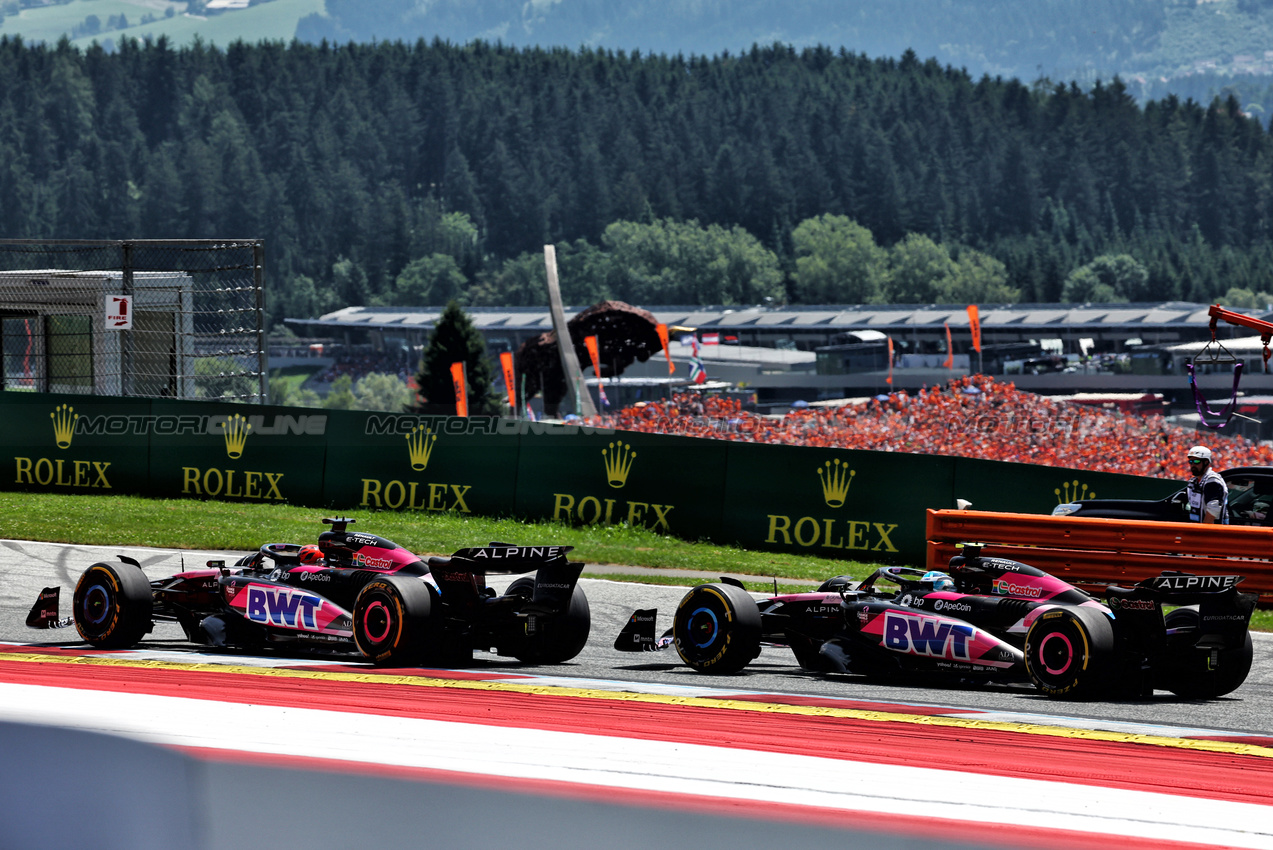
[1055,479,1094,503]
[51,404,78,449]
[817,458,855,508]
[405,425,437,471]
[602,440,635,489]
[219,413,251,459]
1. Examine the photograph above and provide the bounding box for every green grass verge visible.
[586,573,819,595]
[2,490,1267,631]
[0,491,871,581]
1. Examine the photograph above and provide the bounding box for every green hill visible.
[0,0,323,50]
[5,0,1273,100]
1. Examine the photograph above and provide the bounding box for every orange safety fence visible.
[926,509,1273,606]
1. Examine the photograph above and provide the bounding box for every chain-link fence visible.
[0,240,265,402]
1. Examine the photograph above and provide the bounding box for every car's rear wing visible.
[1106,571,1256,641]
[429,544,584,612]
[1129,570,1247,600]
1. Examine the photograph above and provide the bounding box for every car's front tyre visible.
[72,562,153,649]
[673,583,761,674]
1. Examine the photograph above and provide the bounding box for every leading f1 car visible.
[615,544,1256,699]
[26,517,591,667]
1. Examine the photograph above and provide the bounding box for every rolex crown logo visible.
[51,404,78,449]
[406,425,437,471]
[818,458,855,508]
[220,414,251,460]
[602,440,636,489]
[1056,479,1094,503]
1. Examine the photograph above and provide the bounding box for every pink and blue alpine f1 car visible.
[615,544,1255,699]
[27,517,590,667]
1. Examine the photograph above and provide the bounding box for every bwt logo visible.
[882,611,975,660]
[245,587,322,630]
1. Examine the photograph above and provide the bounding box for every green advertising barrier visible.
[0,390,1190,569]
[147,399,329,504]
[949,456,1181,516]
[513,425,728,540]
[0,392,154,497]
[321,412,521,516]
[720,442,954,564]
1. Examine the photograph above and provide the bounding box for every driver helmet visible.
[1187,445,1212,462]
[921,570,955,591]
[298,545,324,566]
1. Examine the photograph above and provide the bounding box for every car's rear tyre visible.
[73,562,153,649]
[673,583,761,674]
[1160,607,1254,699]
[352,576,434,666]
[503,577,591,664]
[1024,606,1114,699]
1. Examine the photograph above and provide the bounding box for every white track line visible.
[0,682,1269,849]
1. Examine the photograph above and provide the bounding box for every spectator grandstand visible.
[599,376,1273,478]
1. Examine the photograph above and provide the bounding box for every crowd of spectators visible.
[600,376,1273,479]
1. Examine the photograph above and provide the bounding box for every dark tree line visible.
[3,34,1273,325]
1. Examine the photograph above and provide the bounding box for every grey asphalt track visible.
[2,538,1270,737]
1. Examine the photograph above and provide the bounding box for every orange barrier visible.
[926,509,1273,605]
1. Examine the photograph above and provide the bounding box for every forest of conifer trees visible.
[3,34,1273,328]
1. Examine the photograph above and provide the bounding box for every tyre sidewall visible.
[673,583,760,673]
[73,562,151,648]
[1161,607,1254,698]
[1024,606,1113,699]
[504,579,591,664]
[353,577,430,665]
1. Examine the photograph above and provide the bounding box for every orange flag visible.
[966,305,982,353]
[450,361,468,417]
[584,335,603,376]
[656,323,674,373]
[583,334,611,408]
[499,351,516,411]
[943,323,954,369]
[886,336,894,385]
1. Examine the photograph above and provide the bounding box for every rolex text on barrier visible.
[513,430,727,538]
[148,400,327,503]
[3,393,153,496]
[717,442,952,563]
[321,411,518,516]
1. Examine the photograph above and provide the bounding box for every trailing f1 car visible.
[26,517,591,667]
[614,545,1256,699]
